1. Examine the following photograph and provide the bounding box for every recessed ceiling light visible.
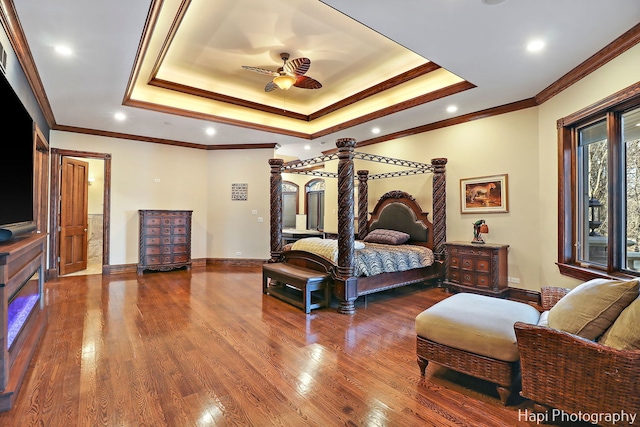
[114,112,126,121]
[372,127,381,134]
[446,105,458,113]
[527,40,545,52]
[205,127,216,136]
[54,45,73,56]
[304,145,311,150]
[482,0,508,5]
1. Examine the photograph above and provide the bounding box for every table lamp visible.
[472,219,489,244]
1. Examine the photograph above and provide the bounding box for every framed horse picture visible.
[460,174,508,213]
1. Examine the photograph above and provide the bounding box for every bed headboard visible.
[367,190,434,247]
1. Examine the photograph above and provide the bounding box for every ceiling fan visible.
[242,52,322,92]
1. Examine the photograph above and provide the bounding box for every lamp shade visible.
[273,74,296,90]
[479,223,489,234]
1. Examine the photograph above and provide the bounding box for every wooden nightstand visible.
[444,241,509,297]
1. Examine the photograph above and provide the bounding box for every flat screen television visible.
[0,70,36,242]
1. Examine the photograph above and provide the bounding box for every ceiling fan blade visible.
[284,57,311,76]
[294,75,322,89]
[265,81,278,92]
[242,65,278,76]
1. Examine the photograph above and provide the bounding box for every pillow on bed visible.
[363,229,410,245]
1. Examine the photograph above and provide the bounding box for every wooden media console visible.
[0,234,47,411]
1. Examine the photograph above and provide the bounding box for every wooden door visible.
[60,157,89,275]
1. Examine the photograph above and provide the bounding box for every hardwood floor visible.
[0,266,578,426]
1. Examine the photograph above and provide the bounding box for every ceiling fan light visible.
[273,74,296,90]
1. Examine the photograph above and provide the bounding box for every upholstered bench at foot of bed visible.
[415,292,540,405]
[262,262,331,314]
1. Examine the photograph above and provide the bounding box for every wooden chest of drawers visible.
[138,210,192,275]
[444,241,509,297]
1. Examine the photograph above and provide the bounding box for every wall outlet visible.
[257,217,263,223]
[236,251,242,256]
[252,209,257,215]
[508,277,520,284]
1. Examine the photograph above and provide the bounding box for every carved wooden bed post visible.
[268,158,284,263]
[431,158,447,259]
[335,138,358,314]
[357,170,369,240]
[268,148,446,314]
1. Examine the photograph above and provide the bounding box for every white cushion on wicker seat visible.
[415,293,540,362]
[537,310,550,327]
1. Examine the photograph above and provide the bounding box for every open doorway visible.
[50,148,111,278]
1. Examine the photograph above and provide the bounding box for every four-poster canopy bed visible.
[267,138,447,314]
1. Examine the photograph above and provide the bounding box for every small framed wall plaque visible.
[231,183,248,201]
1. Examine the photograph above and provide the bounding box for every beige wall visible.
[49,44,639,289]
[51,132,212,265]
[536,43,640,290]
[320,43,639,291]
[320,108,541,289]
[206,149,273,259]
[315,44,639,291]
[51,132,275,265]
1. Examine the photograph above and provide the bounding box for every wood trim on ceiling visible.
[52,124,277,151]
[132,72,472,142]
[322,98,538,154]
[142,0,443,122]
[122,16,640,149]
[309,63,442,120]
[0,0,55,127]
[122,0,165,105]
[149,63,442,122]
[148,78,310,121]
[311,80,476,140]
[122,98,311,139]
[342,24,640,150]
[3,0,639,152]
[556,81,640,128]
[535,22,640,105]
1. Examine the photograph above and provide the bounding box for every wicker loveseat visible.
[514,281,640,427]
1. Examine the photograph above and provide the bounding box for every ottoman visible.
[415,293,540,405]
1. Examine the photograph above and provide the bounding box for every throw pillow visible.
[598,296,640,350]
[363,229,410,245]
[547,278,639,340]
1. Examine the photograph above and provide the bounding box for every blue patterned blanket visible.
[290,238,434,277]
